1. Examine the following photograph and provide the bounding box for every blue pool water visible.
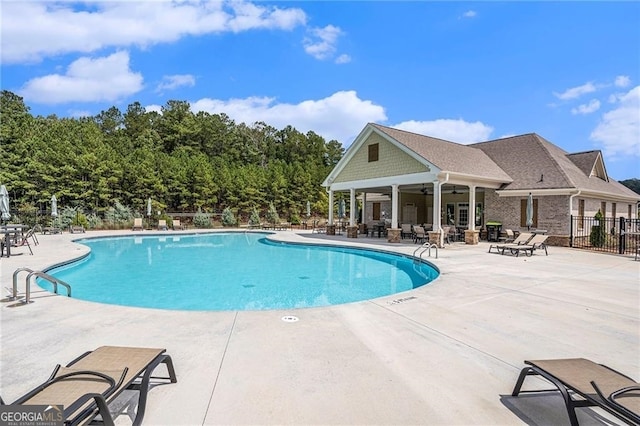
[40,233,439,311]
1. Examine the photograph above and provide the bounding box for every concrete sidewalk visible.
[1,229,638,425]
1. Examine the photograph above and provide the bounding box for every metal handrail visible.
[22,271,72,304]
[413,242,438,259]
[10,267,35,300]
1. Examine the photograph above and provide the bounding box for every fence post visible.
[619,216,625,254]
[570,215,574,247]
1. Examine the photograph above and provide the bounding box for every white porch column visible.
[328,190,334,225]
[361,192,367,224]
[349,188,356,226]
[469,185,476,230]
[391,184,399,228]
[433,181,441,231]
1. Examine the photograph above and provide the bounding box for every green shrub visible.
[221,207,237,227]
[266,202,279,224]
[193,209,212,228]
[589,209,606,247]
[249,208,261,226]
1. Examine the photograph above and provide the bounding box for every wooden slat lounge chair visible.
[512,358,640,426]
[132,218,143,231]
[489,232,532,253]
[498,234,549,257]
[2,346,177,426]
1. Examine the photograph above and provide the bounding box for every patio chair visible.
[512,358,639,426]
[11,227,35,255]
[498,234,549,257]
[157,219,168,231]
[1,345,177,426]
[172,219,184,230]
[488,232,532,253]
[70,225,85,234]
[413,226,426,244]
[401,223,413,239]
[132,218,144,231]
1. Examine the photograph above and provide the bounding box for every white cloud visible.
[191,90,386,143]
[614,75,631,88]
[19,51,143,104]
[462,10,477,18]
[392,119,494,144]
[335,54,352,64]
[571,99,601,115]
[303,25,343,60]
[145,104,163,114]
[1,1,307,64]
[590,85,640,159]
[553,82,597,100]
[156,74,196,92]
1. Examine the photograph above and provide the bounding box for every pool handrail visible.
[20,270,72,304]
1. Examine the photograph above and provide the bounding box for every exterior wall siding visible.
[333,133,429,183]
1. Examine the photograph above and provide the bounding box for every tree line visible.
[0,90,344,227]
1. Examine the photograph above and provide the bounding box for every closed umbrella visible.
[338,199,345,218]
[0,185,10,223]
[51,195,58,218]
[147,197,152,217]
[306,200,311,217]
[526,193,534,230]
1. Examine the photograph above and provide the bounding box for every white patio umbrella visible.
[0,185,10,222]
[306,200,311,217]
[147,197,152,217]
[51,195,58,218]
[526,192,534,230]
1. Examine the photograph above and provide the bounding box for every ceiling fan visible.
[420,184,429,195]
[451,186,459,194]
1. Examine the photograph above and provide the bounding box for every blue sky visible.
[2,1,639,180]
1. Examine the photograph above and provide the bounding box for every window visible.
[368,143,379,162]
[520,198,538,228]
[458,203,469,227]
[372,202,381,220]
[578,199,585,229]
[629,204,633,219]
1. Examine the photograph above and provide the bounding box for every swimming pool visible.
[40,233,439,311]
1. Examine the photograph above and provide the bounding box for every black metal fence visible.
[570,216,640,255]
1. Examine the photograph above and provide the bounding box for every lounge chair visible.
[489,232,532,253]
[132,218,144,231]
[1,345,177,426]
[499,229,515,243]
[172,219,183,230]
[70,225,85,233]
[512,358,640,426]
[157,219,168,231]
[499,234,549,257]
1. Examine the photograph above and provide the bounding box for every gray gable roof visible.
[567,151,605,178]
[470,134,638,198]
[371,124,512,182]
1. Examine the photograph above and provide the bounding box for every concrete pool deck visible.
[1,229,638,425]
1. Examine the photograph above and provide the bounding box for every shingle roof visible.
[566,151,602,177]
[471,134,639,198]
[370,124,512,182]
